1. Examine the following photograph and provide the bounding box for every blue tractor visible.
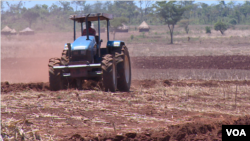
[48,13,131,92]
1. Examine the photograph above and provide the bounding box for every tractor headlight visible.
[64,44,68,50]
[64,44,72,50]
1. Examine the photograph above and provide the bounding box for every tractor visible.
[48,13,131,92]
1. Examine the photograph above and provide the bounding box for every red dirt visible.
[2,79,250,93]
[132,79,158,88]
[132,79,250,88]
[131,55,250,70]
[66,115,250,141]
[1,81,50,93]
[1,80,104,93]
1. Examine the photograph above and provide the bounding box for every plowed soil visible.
[3,79,250,93]
[2,79,250,140]
[67,116,250,141]
[131,55,250,70]
[2,55,250,140]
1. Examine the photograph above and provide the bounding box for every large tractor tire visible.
[61,50,69,66]
[101,54,117,92]
[48,58,63,91]
[116,45,131,92]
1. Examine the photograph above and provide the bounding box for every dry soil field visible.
[1,25,250,140]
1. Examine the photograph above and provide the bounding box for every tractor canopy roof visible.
[69,13,113,23]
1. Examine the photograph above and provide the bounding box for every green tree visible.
[229,18,237,25]
[201,3,209,23]
[103,1,113,13]
[4,1,24,23]
[71,1,86,12]
[110,17,128,40]
[154,1,186,44]
[93,1,104,13]
[214,21,227,35]
[58,1,73,13]
[32,4,49,23]
[144,1,154,17]
[245,1,250,6]
[22,8,40,27]
[112,1,136,23]
[0,0,4,20]
[178,19,190,34]
[5,1,23,15]
[219,1,226,7]
[180,1,194,19]
[83,4,92,13]
[234,10,241,24]
[240,2,250,22]
[49,4,61,14]
[0,0,4,12]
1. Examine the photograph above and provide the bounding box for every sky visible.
[2,0,246,11]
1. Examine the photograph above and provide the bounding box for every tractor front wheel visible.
[101,54,117,92]
[48,58,63,91]
[61,50,69,66]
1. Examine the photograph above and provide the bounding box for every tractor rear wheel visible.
[48,58,63,91]
[116,45,131,92]
[101,54,117,92]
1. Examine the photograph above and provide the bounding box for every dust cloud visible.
[1,32,69,83]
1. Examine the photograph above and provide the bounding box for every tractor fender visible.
[106,41,125,48]
[106,41,125,54]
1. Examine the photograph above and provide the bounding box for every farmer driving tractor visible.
[82,21,96,36]
[49,13,131,92]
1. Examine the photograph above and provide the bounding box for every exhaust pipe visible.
[67,43,71,63]
[86,14,90,40]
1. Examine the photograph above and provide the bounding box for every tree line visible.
[2,1,250,27]
[1,1,250,43]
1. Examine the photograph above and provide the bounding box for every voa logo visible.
[226,129,246,136]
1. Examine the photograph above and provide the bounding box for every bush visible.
[229,19,237,25]
[214,21,228,35]
[228,19,237,30]
[205,26,211,33]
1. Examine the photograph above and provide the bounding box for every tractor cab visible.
[68,13,113,63]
